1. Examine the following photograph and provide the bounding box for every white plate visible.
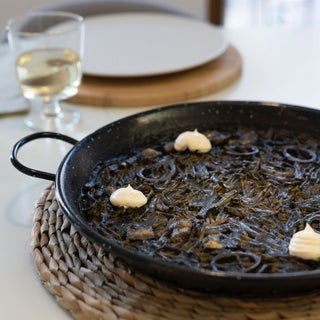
[83,13,228,77]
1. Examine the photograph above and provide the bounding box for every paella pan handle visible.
[10,131,78,181]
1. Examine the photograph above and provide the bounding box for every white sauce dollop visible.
[288,224,320,260]
[110,185,147,208]
[174,129,212,153]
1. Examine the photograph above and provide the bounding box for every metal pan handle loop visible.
[10,132,78,181]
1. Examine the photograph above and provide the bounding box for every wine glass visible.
[7,11,85,131]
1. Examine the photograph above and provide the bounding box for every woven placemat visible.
[31,184,320,320]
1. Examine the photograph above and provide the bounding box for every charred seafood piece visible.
[211,251,261,273]
[81,127,320,274]
[283,146,316,163]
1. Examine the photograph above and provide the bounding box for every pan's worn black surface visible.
[11,101,320,297]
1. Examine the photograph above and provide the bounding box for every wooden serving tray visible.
[69,45,242,107]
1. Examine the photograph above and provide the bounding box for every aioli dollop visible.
[289,224,320,260]
[174,129,212,153]
[110,185,147,208]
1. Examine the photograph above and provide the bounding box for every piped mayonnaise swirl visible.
[174,129,212,153]
[110,185,147,208]
[289,224,320,260]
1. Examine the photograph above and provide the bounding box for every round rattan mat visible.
[32,184,320,320]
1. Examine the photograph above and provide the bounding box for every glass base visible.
[24,104,80,132]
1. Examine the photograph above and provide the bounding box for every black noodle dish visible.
[80,127,320,274]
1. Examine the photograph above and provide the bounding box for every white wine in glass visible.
[7,11,85,131]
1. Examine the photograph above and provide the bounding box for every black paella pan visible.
[11,101,320,297]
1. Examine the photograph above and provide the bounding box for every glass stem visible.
[42,97,62,118]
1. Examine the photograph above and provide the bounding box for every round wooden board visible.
[69,45,242,107]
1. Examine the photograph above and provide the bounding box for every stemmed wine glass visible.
[7,11,85,131]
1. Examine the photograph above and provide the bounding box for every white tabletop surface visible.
[2,26,320,319]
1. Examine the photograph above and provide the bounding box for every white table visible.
[1,27,320,319]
